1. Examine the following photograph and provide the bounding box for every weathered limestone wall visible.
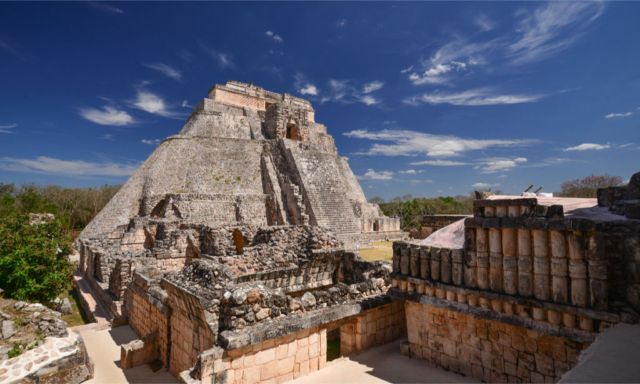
[362,217,401,233]
[340,301,406,356]
[170,307,215,378]
[217,327,327,384]
[124,274,171,366]
[405,301,588,383]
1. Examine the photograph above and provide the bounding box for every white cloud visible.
[0,123,17,133]
[101,134,114,141]
[563,143,611,151]
[475,14,497,32]
[358,169,393,180]
[142,63,182,81]
[410,159,470,166]
[142,139,161,145]
[498,174,508,179]
[266,31,283,43]
[605,112,632,119]
[360,95,379,106]
[362,81,384,94]
[300,85,318,96]
[400,66,414,74]
[476,157,527,173]
[336,19,347,28]
[472,182,500,188]
[408,62,467,85]
[619,143,635,148]
[132,91,180,118]
[0,156,138,177]
[404,88,544,106]
[181,100,191,108]
[345,129,536,158]
[399,170,424,174]
[294,73,318,96]
[410,179,434,185]
[79,106,134,126]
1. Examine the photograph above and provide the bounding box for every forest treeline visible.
[0,183,121,232]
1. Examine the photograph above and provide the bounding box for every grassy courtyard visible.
[359,241,393,262]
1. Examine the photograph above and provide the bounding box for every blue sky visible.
[1,1,639,200]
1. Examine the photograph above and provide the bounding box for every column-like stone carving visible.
[392,242,401,274]
[452,249,463,286]
[502,229,518,295]
[489,228,503,292]
[464,228,477,288]
[550,230,568,303]
[476,228,489,290]
[507,206,520,218]
[400,243,410,276]
[496,206,507,218]
[410,244,420,278]
[568,231,588,307]
[532,230,550,301]
[587,233,607,310]
[440,249,452,284]
[517,229,533,297]
[420,245,431,280]
[430,247,441,281]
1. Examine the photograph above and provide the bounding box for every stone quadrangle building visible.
[76,81,640,384]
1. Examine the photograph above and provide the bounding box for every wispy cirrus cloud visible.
[86,2,123,14]
[404,87,545,106]
[0,156,138,177]
[142,139,161,145]
[619,143,635,149]
[362,81,385,94]
[605,112,632,119]
[200,45,237,71]
[336,19,347,28]
[0,123,17,133]
[345,129,536,157]
[563,143,610,151]
[402,2,605,87]
[399,169,424,174]
[475,14,497,32]
[321,79,384,106]
[142,63,182,81]
[79,106,134,126]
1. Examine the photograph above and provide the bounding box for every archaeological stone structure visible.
[76,80,640,384]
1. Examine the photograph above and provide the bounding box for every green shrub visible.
[0,212,75,302]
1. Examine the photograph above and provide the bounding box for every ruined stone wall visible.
[340,301,406,356]
[405,301,588,383]
[205,327,327,384]
[170,307,215,377]
[362,217,401,232]
[124,273,171,366]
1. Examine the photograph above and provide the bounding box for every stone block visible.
[276,344,288,360]
[535,353,555,377]
[255,349,275,365]
[299,360,310,377]
[278,357,295,375]
[310,356,319,373]
[243,367,261,384]
[261,362,279,381]
[295,346,309,363]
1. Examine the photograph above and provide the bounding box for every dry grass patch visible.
[360,241,393,262]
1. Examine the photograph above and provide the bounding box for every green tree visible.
[0,212,75,302]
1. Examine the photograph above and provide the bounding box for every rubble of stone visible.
[598,171,640,219]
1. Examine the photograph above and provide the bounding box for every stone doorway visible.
[286,123,298,140]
